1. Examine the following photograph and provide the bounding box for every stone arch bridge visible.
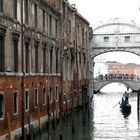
[94,77,140,93]
[90,18,140,60]
[90,18,140,94]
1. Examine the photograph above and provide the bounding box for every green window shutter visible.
[0,0,3,13]
[13,0,17,19]
[34,4,37,29]
[42,10,45,32]
[24,0,28,24]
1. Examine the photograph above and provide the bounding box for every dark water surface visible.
[36,92,140,140]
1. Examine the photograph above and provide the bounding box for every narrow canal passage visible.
[34,107,91,140]
[35,91,140,140]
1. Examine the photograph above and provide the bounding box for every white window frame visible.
[125,36,131,43]
[104,36,109,42]
[0,92,4,120]
[56,86,59,102]
[25,89,29,112]
[49,87,53,103]
[13,91,18,115]
[34,88,38,108]
[42,87,46,106]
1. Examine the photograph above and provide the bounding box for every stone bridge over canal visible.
[93,77,140,93]
[89,18,140,94]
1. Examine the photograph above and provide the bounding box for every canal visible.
[35,85,140,140]
[92,91,140,139]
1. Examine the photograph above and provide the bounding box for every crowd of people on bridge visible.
[96,73,135,81]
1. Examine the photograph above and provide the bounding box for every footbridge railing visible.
[93,75,140,92]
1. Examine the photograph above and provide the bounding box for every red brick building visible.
[0,0,92,139]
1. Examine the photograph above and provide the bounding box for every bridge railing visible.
[94,75,140,82]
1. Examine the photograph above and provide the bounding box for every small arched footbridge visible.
[94,76,140,93]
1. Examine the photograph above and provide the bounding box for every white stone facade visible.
[91,18,140,58]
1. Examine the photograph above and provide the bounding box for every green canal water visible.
[35,91,140,140]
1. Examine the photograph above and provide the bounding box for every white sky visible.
[69,0,140,27]
[69,0,140,64]
[96,52,140,64]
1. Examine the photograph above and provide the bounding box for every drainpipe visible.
[60,9,64,117]
[137,90,140,121]
[57,4,65,140]
[21,0,25,139]
[75,24,80,110]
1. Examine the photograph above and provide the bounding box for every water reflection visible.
[36,91,140,140]
[121,111,131,119]
[92,92,140,140]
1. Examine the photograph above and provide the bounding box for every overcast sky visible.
[69,0,140,28]
[97,52,140,64]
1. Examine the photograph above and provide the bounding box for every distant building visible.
[94,56,108,77]
[106,62,140,76]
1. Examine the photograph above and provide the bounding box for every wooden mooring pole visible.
[6,112,12,140]
[37,104,41,136]
[137,90,140,121]
[82,87,86,127]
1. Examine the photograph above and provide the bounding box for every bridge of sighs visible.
[90,18,140,93]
